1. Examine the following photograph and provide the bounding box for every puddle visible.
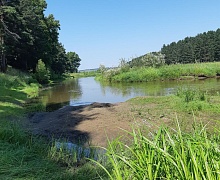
[55,141,106,161]
[70,102,93,106]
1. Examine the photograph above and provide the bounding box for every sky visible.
[45,0,220,70]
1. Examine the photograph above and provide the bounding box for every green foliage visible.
[130,52,165,68]
[98,121,220,179]
[0,68,106,179]
[99,62,220,82]
[119,58,130,72]
[176,88,209,103]
[35,59,50,84]
[0,120,74,179]
[98,64,107,75]
[1,0,81,75]
[161,29,220,64]
[173,88,220,112]
[70,70,100,78]
[66,52,81,73]
[0,67,40,120]
[51,43,68,75]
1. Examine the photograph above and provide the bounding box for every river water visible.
[39,77,220,111]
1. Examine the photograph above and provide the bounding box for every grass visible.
[0,68,107,179]
[98,62,220,82]
[2,67,220,179]
[96,119,220,179]
[90,88,220,179]
[126,88,220,133]
[0,67,39,118]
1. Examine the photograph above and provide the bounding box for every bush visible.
[119,58,130,72]
[130,52,165,68]
[35,59,50,84]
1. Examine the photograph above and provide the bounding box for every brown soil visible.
[26,102,138,146]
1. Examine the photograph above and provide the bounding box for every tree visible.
[66,52,81,72]
[0,0,20,72]
[161,28,220,65]
[0,0,81,76]
[2,0,61,72]
[51,43,67,75]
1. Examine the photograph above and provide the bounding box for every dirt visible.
[26,102,138,146]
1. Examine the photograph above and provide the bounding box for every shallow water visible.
[39,77,220,111]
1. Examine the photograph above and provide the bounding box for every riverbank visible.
[97,62,220,82]
[0,68,107,179]
[1,68,220,179]
[26,88,220,146]
[25,88,220,179]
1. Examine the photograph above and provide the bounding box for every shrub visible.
[130,52,165,68]
[35,59,50,84]
[98,64,107,75]
[119,58,130,72]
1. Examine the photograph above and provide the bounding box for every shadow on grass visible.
[0,86,26,101]
[0,86,28,118]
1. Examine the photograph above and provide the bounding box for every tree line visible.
[129,28,220,67]
[0,0,81,74]
[161,29,220,64]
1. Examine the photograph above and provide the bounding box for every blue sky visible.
[45,0,220,70]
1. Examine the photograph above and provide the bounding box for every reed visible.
[97,120,220,179]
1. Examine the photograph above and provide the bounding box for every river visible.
[39,77,220,111]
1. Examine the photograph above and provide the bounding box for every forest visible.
[129,28,220,67]
[161,29,220,64]
[0,0,81,75]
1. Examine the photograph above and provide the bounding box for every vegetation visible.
[1,68,220,179]
[92,88,220,179]
[161,29,220,64]
[97,121,220,180]
[70,70,100,78]
[0,68,107,179]
[129,52,165,68]
[0,0,81,77]
[34,59,50,84]
[98,62,220,82]
[130,28,220,66]
[98,28,220,83]
[1,7,220,177]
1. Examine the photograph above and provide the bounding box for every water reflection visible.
[40,79,83,111]
[98,78,220,97]
[98,80,176,96]
[40,77,220,111]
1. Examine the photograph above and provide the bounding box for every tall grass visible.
[99,62,220,82]
[174,88,220,113]
[0,68,107,179]
[0,67,38,88]
[176,88,210,103]
[96,120,220,179]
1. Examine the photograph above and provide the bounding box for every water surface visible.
[39,77,220,111]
